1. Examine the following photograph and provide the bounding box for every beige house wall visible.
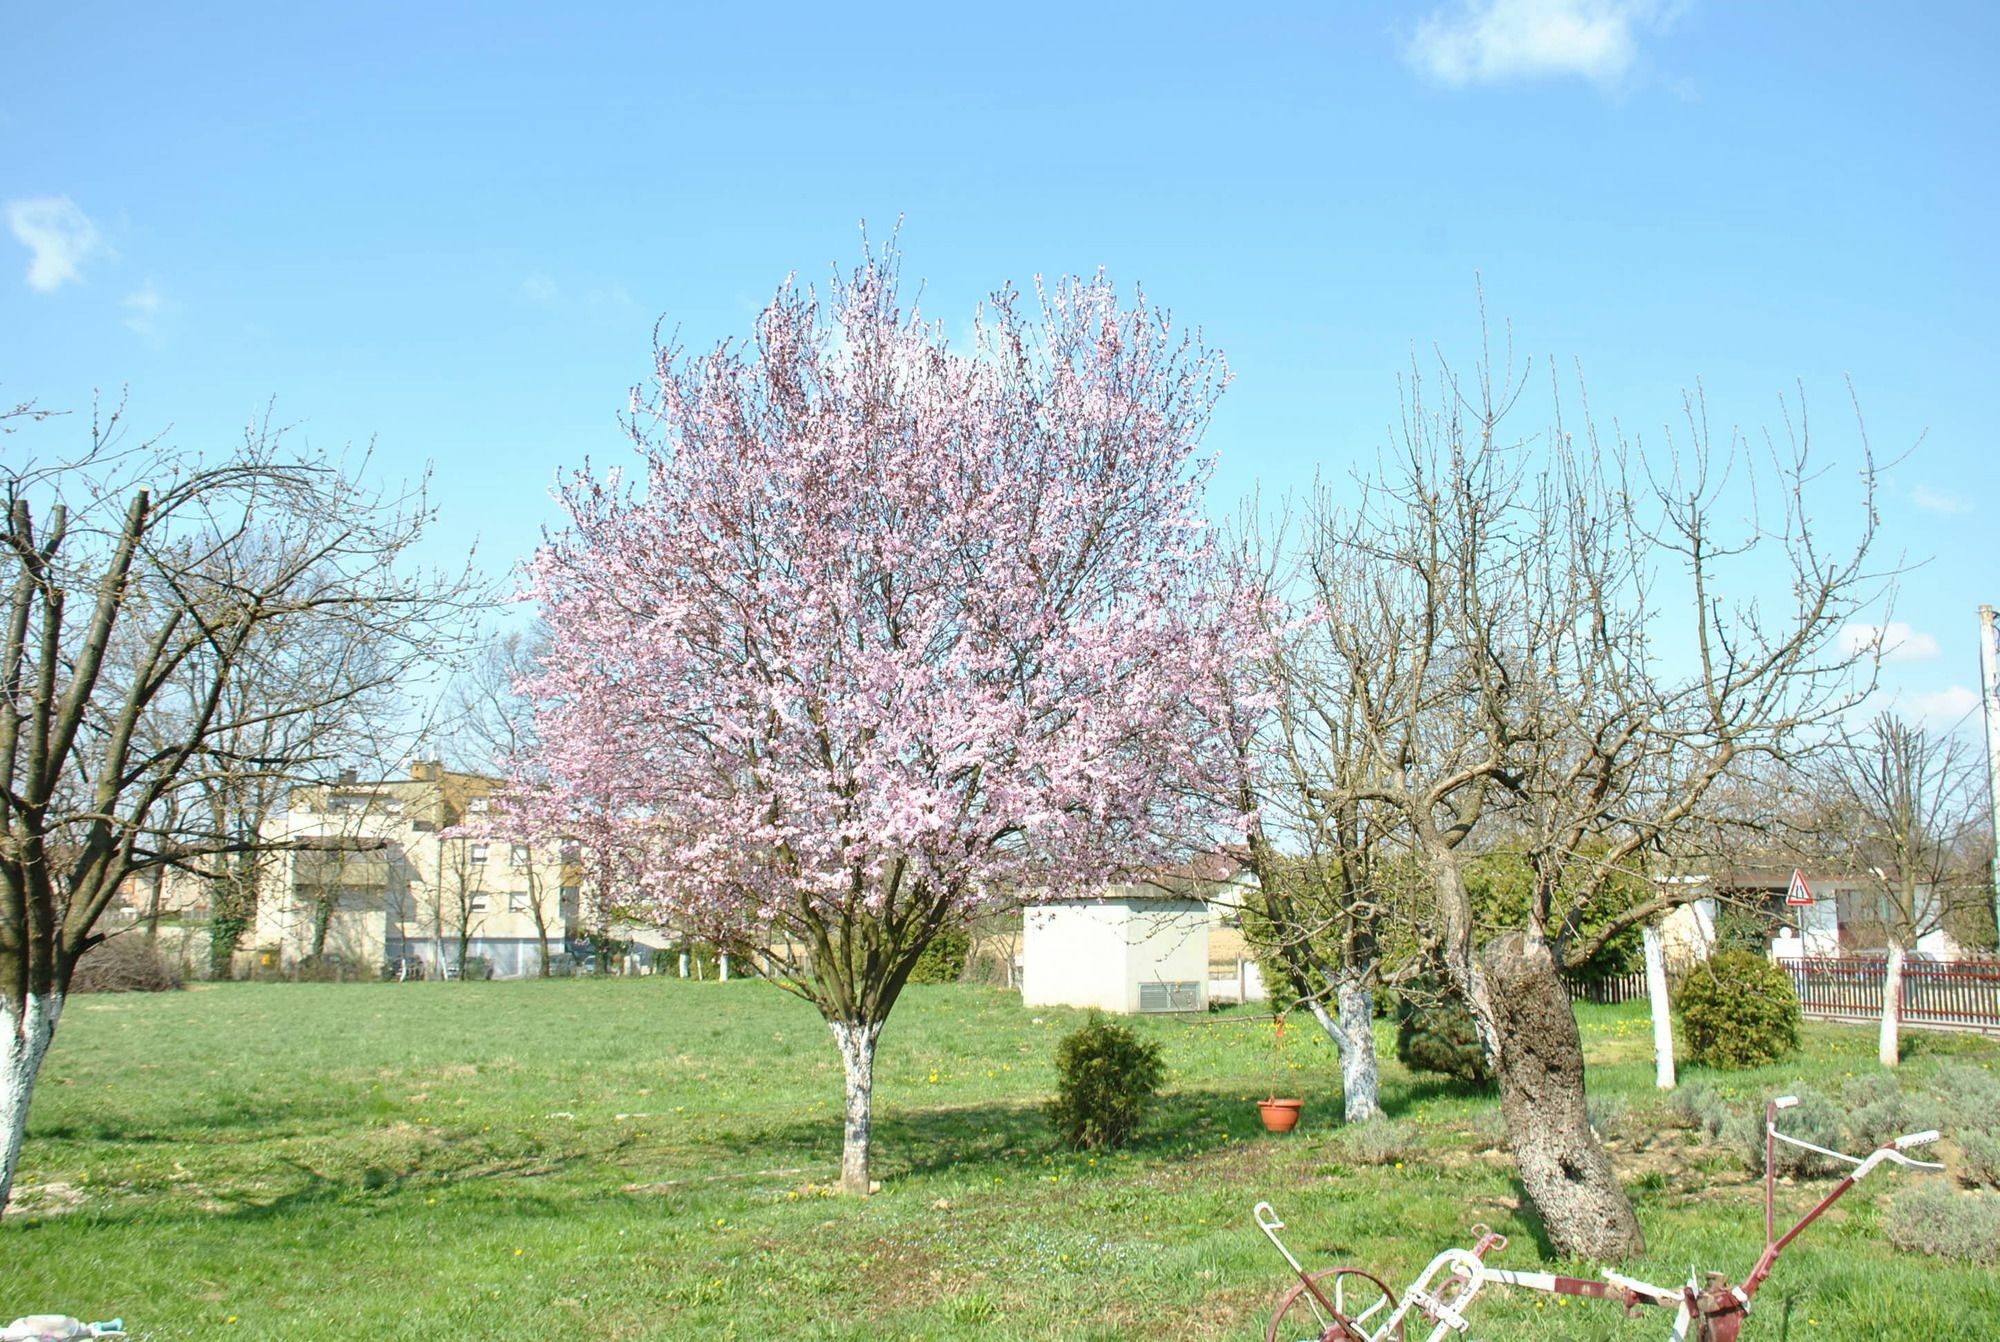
[252,763,577,977]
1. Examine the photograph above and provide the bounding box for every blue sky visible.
[4,0,1995,729]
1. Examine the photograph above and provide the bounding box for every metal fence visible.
[1783,957,2000,1033]
[1564,970,1650,1006]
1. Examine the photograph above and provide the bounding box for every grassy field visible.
[5,980,1998,1340]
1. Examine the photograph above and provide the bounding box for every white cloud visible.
[6,195,102,291]
[521,273,561,306]
[1911,484,1972,515]
[1839,621,1942,663]
[1902,685,1979,729]
[122,281,164,336]
[1405,0,1672,88]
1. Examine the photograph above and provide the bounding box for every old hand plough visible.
[1255,1096,1943,1342]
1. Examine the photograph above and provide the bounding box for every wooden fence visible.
[1783,957,2000,1034]
[1564,970,1649,1006]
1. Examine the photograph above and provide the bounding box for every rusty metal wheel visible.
[1265,1266,1401,1342]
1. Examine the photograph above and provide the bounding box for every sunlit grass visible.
[4,981,1995,1339]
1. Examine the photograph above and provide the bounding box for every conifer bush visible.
[908,929,971,985]
[1394,982,1490,1086]
[1674,950,1800,1069]
[1046,1012,1165,1151]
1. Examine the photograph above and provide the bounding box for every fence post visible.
[1643,925,1675,1090]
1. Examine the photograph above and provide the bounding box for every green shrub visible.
[1586,1093,1630,1139]
[1668,1082,1732,1141]
[1886,1184,2000,1263]
[1711,901,1784,957]
[908,929,971,985]
[1394,982,1490,1086]
[1928,1064,2000,1136]
[71,934,184,993]
[1957,1128,2000,1190]
[1723,1086,1847,1177]
[1674,950,1800,1069]
[1842,1072,1933,1149]
[1045,1012,1165,1151]
[1339,1119,1418,1165]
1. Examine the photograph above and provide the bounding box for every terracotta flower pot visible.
[1258,1097,1303,1133]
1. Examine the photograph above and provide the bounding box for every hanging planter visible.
[1257,1014,1303,1133]
[1258,1097,1304,1133]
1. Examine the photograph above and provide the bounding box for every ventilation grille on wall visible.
[1138,981,1201,1013]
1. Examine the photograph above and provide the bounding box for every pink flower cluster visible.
[524,254,1252,942]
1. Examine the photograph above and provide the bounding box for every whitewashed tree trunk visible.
[1301,978,1383,1123]
[1879,940,1905,1068]
[1335,983,1382,1122]
[1643,925,1675,1091]
[830,1019,882,1195]
[1,993,63,1213]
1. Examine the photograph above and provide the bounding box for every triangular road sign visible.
[1786,868,1815,906]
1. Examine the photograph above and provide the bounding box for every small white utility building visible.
[1021,890,1210,1013]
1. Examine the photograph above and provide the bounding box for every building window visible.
[509,844,530,867]
[469,843,488,864]
[508,890,532,913]
[467,797,492,813]
[559,885,580,917]
[470,894,492,914]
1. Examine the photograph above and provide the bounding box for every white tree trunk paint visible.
[1643,925,1675,1091]
[830,1019,882,1195]
[1301,980,1383,1123]
[1879,940,1906,1068]
[1,992,63,1213]
[678,950,689,979]
[1335,983,1383,1122]
[718,953,730,981]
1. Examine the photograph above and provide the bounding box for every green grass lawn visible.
[5,980,1997,1340]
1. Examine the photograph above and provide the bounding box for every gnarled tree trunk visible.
[830,1018,882,1195]
[1477,934,1644,1260]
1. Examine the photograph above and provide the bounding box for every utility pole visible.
[1981,605,2000,948]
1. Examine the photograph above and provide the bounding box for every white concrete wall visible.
[1021,902,1132,1011]
[1120,898,1208,1013]
[1022,898,1210,1013]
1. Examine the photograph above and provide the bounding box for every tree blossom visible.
[526,245,1247,1192]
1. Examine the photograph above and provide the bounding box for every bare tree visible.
[446,628,568,975]
[1817,712,1985,1066]
[434,834,492,977]
[0,401,481,1211]
[1222,524,1395,1123]
[1297,343,1883,1258]
[445,625,544,777]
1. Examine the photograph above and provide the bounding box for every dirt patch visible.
[2,1180,87,1217]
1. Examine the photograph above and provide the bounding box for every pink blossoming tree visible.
[527,246,1243,1193]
